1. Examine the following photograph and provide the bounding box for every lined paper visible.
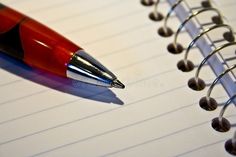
[0,0,235,157]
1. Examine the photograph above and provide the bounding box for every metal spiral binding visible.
[158,0,212,37]
[148,0,164,21]
[225,131,236,156]
[211,94,235,133]
[187,42,236,91]
[199,64,236,111]
[140,1,236,155]
[177,24,235,72]
[167,7,224,54]
[140,0,154,6]
[158,0,185,37]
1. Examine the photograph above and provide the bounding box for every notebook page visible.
[0,0,235,157]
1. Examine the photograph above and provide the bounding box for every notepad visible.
[0,0,235,157]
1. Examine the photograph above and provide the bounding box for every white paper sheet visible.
[0,0,235,157]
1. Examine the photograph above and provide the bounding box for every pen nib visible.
[112,79,125,89]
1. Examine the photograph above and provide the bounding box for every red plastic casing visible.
[0,4,81,76]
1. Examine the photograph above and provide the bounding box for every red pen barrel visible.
[0,3,80,76]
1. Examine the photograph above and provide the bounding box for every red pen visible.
[0,3,125,89]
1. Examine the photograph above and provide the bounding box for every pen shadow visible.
[0,52,124,105]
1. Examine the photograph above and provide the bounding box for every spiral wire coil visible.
[140,0,236,155]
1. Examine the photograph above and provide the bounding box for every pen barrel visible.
[0,3,80,76]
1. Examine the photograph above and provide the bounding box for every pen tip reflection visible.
[112,79,125,89]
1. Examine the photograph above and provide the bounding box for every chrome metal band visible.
[66,50,116,87]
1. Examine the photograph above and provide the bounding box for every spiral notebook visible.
[0,0,235,157]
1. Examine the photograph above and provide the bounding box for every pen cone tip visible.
[112,79,125,89]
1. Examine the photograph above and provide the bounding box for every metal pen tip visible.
[112,79,125,89]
